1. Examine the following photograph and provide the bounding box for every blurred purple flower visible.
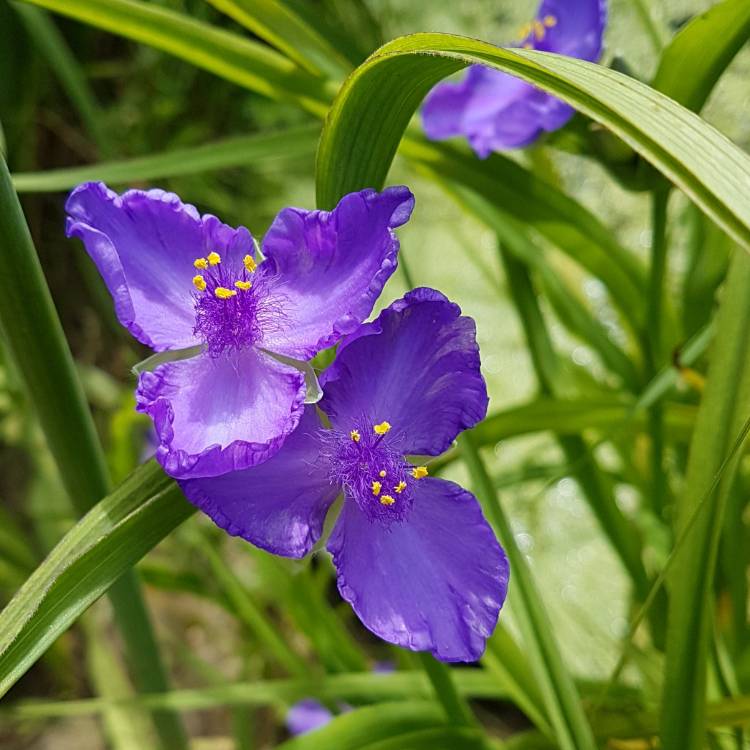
[181,288,509,662]
[422,0,607,156]
[285,699,338,736]
[285,663,392,736]
[66,183,413,479]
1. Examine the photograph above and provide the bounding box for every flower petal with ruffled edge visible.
[137,348,305,479]
[320,288,488,457]
[179,407,337,556]
[328,478,509,662]
[421,0,606,156]
[259,187,415,359]
[65,182,255,351]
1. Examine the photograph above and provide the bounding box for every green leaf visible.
[19,0,331,114]
[206,0,351,78]
[0,155,187,746]
[460,434,596,750]
[275,702,446,750]
[316,35,750,255]
[652,0,750,113]
[0,461,194,699]
[661,250,750,748]
[1,670,505,719]
[12,125,319,192]
[404,136,647,338]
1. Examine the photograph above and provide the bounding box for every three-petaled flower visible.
[421,0,607,156]
[66,183,414,479]
[180,288,509,662]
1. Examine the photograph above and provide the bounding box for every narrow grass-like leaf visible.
[12,125,319,192]
[460,434,596,750]
[651,0,750,112]
[0,461,194,698]
[0,670,504,719]
[20,0,331,114]
[661,250,750,748]
[316,35,750,253]
[206,0,351,78]
[402,136,647,337]
[0,156,186,745]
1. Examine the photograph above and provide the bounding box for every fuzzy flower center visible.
[518,13,557,48]
[191,251,262,357]
[325,419,429,525]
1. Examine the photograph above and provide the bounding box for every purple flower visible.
[180,288,509,662]
[66,183,414,479]
[285,699,338,736]
[422,0,607,156]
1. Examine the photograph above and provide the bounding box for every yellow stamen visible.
[371,481,382,497]
[411,466,428,480]
[543,14,557,27]
[533,20,546,40]
[522,42,533,49]
[193,257,208,270]
[394,481,407,494]
[378,469,387,478]
[518,21,532,38]
[373,421,391,435]
[215,286,236,299]
[235,280,252,291]
[192,275,207,291]
[243,254,257,273]
[350,429,361,443]
[207,251,221,266]
[380,495,395,506]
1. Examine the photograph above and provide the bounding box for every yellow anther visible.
[193,257,208,270]
[207,251,221,266]
[394,481,407,494]
[522,42,533,49]
[192,275,207,291]
[373,421,391,435]
[543,14,557,27]
[371,481,382,497]
[518,21,532,38]
[380,495,395,506]
[411,466,428,480]
[350,430,361,443]
[379,469,387,478]
[243,254,257,273]
[533,20,546,40]
[215,286,237,299]
[235,280,252,291]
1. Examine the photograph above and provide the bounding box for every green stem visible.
[646,187,670,518]
[417,652,475,728]
[399,247,416,289]
[0,156,187,749]
[460,433,596,750]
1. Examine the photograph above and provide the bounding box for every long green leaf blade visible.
[0,461,193,698]
[12,125,319,192]
[652,0,750,112]
[20,0,330,114]
[661,249,750,748]
[316,35,750,254]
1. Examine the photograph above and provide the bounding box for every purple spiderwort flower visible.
[66,183,414,479]
[181,288,509,662]
[422,0,607,156]
[285,663,392,736]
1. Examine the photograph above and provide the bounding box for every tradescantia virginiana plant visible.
[1,1,750,750]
